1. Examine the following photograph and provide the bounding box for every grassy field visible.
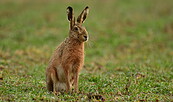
[0,0,173,101]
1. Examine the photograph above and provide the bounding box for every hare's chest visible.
[63,48,84,61]
[61,50,84,72]
[64,54,84,67]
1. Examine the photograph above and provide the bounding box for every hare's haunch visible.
[46,6,89,93]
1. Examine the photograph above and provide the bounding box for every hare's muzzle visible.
[83,35,88,41]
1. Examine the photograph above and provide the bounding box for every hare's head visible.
[67,6,89,42]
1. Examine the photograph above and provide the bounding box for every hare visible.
[46,6,89,93]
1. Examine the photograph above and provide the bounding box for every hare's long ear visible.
[67,6,75,30]
[77,6,89,24]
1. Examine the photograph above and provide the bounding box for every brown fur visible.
[46,6,89,93]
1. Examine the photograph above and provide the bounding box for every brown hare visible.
[46,6,89,93]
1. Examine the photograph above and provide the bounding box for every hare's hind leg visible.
[46,68,55,92]
[51,73,56,93]
[50,71,58,94]
[47,67,58,93]
[46,75,53,92]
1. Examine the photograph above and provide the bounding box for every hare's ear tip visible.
[85,6,89,9]
[67,6,73,10]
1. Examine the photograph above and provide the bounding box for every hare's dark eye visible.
[73,27,79,31]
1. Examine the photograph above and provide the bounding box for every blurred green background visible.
[0,0,173,101]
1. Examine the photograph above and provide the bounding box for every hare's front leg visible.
[74,71,79,93]
[64,68,71,92]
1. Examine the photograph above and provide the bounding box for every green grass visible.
[0,0,173,101]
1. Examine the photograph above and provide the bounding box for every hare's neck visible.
[67,37,84,50]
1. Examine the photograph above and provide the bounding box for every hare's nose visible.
[84,36,88,41]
